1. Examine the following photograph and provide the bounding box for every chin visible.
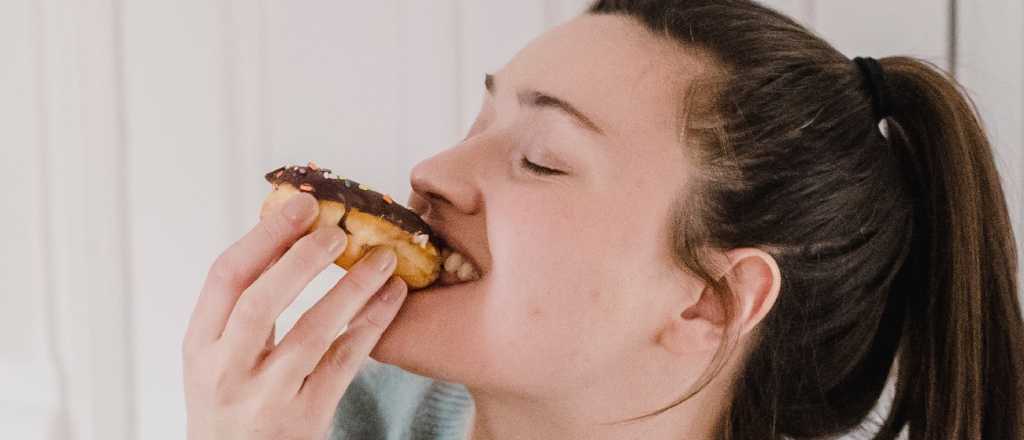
[368,276,493,384]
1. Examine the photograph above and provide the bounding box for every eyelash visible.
[520,156,566,176]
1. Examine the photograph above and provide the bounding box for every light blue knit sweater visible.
[330,360,474,440]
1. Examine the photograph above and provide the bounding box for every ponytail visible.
[879,56,1024,439]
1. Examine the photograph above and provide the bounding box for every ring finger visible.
[261,247,398,383]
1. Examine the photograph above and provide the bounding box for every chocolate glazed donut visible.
[260,162,444,289]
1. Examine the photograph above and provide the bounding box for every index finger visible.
[185,191,320,346]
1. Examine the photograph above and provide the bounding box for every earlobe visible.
[658,283,729,355]
[657,319,700,355]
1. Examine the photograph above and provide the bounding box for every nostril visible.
[425,191,448,207]
[407,191,432,217]
[418,192,454,221]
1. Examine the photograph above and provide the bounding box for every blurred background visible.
[1,0,1020,439]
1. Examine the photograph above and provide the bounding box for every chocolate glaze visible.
[264,164,445,250]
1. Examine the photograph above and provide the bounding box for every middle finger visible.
[220,225,347,362]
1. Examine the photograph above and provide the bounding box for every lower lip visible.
[413,272,484,294]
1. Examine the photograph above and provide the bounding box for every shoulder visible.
[329,359,474,440]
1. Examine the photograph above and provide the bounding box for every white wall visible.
[2,1,1020,439]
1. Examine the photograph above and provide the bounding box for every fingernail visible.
[364,247,397,272]
[367,278,407,327]
[283,193,316,221]
[378,277,407,303]
[316,227,347,254]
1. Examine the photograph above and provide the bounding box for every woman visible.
[182,1,1024,439]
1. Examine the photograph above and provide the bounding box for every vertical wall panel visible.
[397,0,461,187]
[264,0,403,190]
[548,0,817,27]
[759,0,815,27]
[121,0,233,438]
[456,0,547,133]
[0,0,64,437]
[0,0,47,372]
[814,0,950,66]
[957,0,1024,298]
[545,0,592,26]
[224,0,272,235]
[36,0,135,438]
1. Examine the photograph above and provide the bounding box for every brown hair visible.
[588,1,1024,439]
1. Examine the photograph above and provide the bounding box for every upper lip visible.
[426,221,486,276]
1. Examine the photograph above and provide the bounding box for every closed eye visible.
[520,156,566,176]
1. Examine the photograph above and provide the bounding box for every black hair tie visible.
[853,56,893,122]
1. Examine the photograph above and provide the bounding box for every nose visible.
[409,145,484,218]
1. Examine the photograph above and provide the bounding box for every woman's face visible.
[372,14,709,397]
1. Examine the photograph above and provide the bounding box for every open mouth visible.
[412,206,486,288]
[435,247,482,286]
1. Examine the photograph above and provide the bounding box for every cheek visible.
[480,201,639,383]
[488,198,616,310]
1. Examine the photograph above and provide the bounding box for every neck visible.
[463,381,728,440]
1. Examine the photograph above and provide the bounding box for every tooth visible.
[444,252,464,272]
[457,261,476,281]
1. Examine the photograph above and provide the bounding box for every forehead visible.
[499,14,706,141]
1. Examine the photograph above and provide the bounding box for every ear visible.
[657,248,781,355]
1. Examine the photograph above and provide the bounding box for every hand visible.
[182,192,408,440]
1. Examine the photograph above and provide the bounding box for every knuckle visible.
[208,252,245,287]
[284,248,318,275]
[182,335,203,364]
[212,379,240,407]
[342,270,380,295]
[249,385,281,413]
[292,320,334,356]
[331,343,357,369]
[231,297,267,330]
[193,356,242,407]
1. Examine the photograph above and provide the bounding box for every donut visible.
[260,162,444,289]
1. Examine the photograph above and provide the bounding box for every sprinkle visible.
[308,161,319,171]
[274,170,283,179]
[358,184,368,191]
[383,194,393,204]
[412,233,429,249]
[299,183,314,192]
[298,168,307,174]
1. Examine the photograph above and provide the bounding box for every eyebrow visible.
[484,73,605,135]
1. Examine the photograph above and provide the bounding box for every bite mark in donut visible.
[261,163,446,289]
